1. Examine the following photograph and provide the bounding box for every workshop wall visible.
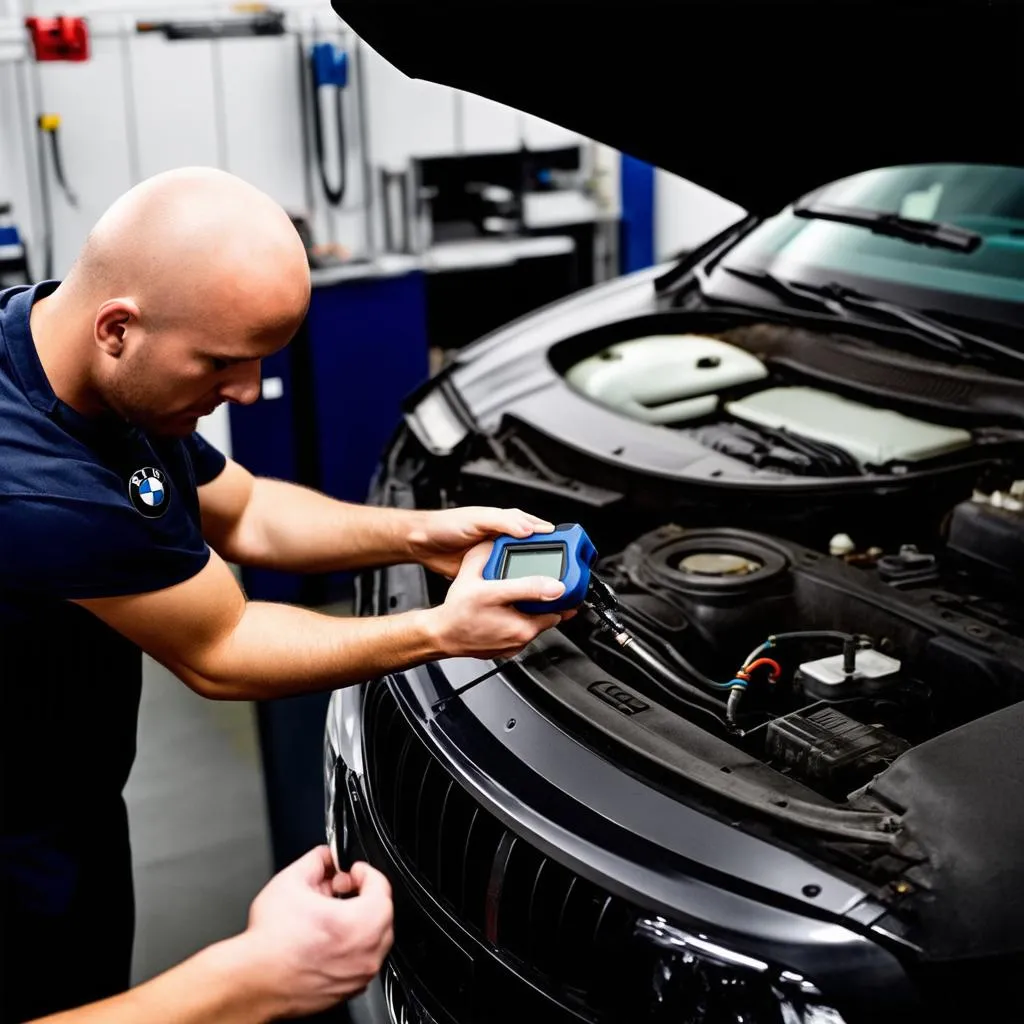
[6,0,363,275]
[0,0,31,230]
[5,0,593,278]
[4,0,367,454]
[3,0,740,455]
[655,170,745,261]
[4,1,733,275]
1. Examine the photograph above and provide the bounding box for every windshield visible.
[708,164,1024,329]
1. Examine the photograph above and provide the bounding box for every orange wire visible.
[742,657,782,682]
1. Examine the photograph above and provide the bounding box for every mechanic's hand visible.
[409,506,554,579]
[427,540,572,659]
[240,846,393,1018]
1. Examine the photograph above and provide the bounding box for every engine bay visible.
[559,324,1020,478]
[395,310,1024,857]
[374,248,1024,966]
[567,508,1024,806]
[540,320,1024,806]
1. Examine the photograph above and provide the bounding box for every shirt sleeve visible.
[183,431,228,486]
[0,491,211,601]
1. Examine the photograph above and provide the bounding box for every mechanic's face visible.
[106,331,263,437]
[101,283,308,437]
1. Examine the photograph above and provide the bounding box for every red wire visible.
[742,657,782,682]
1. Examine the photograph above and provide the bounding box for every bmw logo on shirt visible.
[129,467,170,518]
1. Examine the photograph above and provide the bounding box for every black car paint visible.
[327,227,1024,1014]
[335,556,920,1021]
[449,305,1017,492]
[327,6,1024,1017]
[416,281,1021,574]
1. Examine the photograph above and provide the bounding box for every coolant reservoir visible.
[565,335,768,425]
[725,386,972,465]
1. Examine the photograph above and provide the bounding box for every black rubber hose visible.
[46,129,77,208]
[614,629,727,710]
[311,71,347,207]
[744,630,866,672]
[591,633,729,730]
[769,630,862,645]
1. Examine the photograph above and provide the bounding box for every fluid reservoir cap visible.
[677,552,761,576]
[829,533,856,556]
[797,649,902,701]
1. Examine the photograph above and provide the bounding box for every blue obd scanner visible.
[482,523,597,615]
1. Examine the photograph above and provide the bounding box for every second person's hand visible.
[425,540,573,659]
[233,847,394,1019]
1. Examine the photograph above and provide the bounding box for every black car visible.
[323,6,1024,1022]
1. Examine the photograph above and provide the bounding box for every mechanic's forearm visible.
[32,936,278,1024]
[181,600,443,700]
[227,477,428,572]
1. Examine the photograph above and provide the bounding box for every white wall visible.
[7,2,741,269]
[6,0,740,271]
[4,0,586,278]
[655,169,745,261]
[7,1,366,277]
[361,45,581,172]
[3,0,375,454]
[3,1,732,451]
[0,0,35,269]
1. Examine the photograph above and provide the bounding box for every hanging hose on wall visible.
[309,42,348,208]
[38,114,78,210]
[35,113,79,279]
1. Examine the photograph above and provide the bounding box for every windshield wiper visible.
[792,201,982,253]
[721,266,1024,368]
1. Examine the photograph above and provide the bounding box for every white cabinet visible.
[35,35,133,275]
[520,111,581,151]
[458,90,520,155]
[219,36,307,214]
[130,36,220,177]
[362,44,456,168]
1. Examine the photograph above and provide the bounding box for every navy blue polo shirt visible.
[0,281,227,833]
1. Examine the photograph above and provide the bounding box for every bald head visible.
[67,166,310,330]
[35,168,313,437]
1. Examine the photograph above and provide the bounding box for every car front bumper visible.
[325,659,923,1024]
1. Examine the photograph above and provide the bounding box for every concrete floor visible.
[124,656,273,985]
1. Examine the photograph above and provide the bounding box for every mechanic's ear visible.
[94,298,141,358]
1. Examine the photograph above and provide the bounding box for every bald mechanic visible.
[0,167,571,1022]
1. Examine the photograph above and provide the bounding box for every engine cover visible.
[765,707,909,798]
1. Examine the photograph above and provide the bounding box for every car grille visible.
[365,682,641,1019]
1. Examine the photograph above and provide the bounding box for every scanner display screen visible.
[502,547,565,580]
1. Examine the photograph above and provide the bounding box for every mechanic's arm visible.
[32,848,393,1024]
[73,540,567,700]
[33,936,266,1024]
[199,457,552,576]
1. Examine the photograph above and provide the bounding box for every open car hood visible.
[331,2,1024,213]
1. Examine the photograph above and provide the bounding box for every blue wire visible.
[711,678,748,690]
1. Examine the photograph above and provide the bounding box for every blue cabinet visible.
[227,266,429,872]
[228,266,429,605]
[227,341,305,604]
[308,269,429,505]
